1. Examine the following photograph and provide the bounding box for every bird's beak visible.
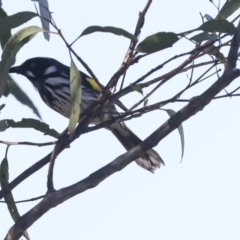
[9,66,22,74]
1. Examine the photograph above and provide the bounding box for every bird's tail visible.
[109,122,164,172]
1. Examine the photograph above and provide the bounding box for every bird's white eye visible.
[30,63,35,68]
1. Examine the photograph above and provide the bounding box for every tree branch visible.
[105,0,152,90]
[0,140,56,147]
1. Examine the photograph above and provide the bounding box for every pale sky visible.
[1,1,240,240]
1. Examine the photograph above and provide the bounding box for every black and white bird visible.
[9,57,164,172]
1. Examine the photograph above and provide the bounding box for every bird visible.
[9,57,164,172]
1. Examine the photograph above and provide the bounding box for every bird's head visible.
[9,57,67,80]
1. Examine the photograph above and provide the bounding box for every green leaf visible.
[7,75,41,119]
[37,0,50,40]
[0,119,8,131]
[144,99,148,107]
[0,158,8,185]
[0,26,43,98]
[3,77,11,96]
[130,84,143,95]
[80,26,137,42]
[0,7,11,50]
[0,158,30,240]
[0,104,5,113]
[190,32,218,42]
[0,11,37,37]
[136,32,179,53]
[0,158,18,221]
[216,0,240,20]
[68,59,81,139]
[204,14,213,21]
[0,118,59,138]
[164,109,185,162]
[198,19,236,35]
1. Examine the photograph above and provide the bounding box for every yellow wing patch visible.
[86,77,102,92]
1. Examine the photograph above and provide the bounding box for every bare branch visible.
[0,195,45,204]
[0,140,56,147]
[105,0,152,90]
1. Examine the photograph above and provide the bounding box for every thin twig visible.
[0,140,56,147]
[105,0,153,90]
[0,195,45,204]
[214,93,240,99]
[39,11,101,88]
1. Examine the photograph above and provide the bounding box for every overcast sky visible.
[1,1,240,240]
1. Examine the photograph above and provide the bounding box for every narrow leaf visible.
[36,0,50,40]
[0,25,42,98]
[131,84,143,95]
[0,8,11,50]
[3,77,11,96]
[68,59,81,139]
[0,118,59,138]
[164,109,185,161]
[7,75,41,119]
[0,158,8,186]
[216,0,240,20]
[0,11,37,37]
[204,14,213,21]
[0,119,8,131]
[0,158,30,240]
[0,103,5,111]
[0,158,18,221]
[136,32,179,53]
[144,99,148,107]
[80,26,137,42]
[190,32,218,42]
[198,19,236,35]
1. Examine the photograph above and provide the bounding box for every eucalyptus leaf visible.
[0,158,30,240]
[204,14,213,21]
[7,75,41,119]
[144,99,148,107]
[80,26,137,42]
[131,84,143,95]
[36,0,50,40]
[0,118,59,138]
[136,32,179,53]
[0,7,11,50]
[0,26,43,98]
[3,77,10,96]
[0,119,8,132]
[68,59,81,139]
[216,0,240,20]
[198,19,236,35]
[0,11,37,37]
[190,32,218,42]
[164,109,185,161]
